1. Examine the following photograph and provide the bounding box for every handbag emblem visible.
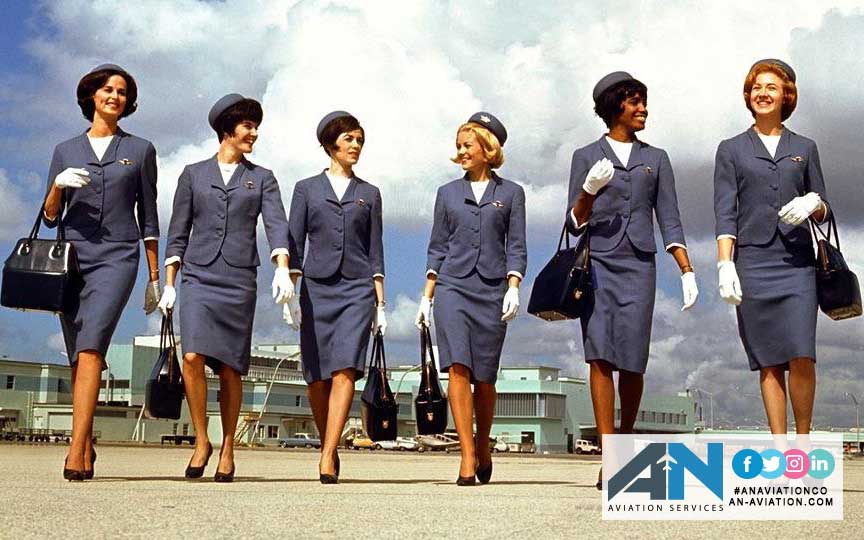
[573,288,583,300]
[119,159,133,165]
[645,166,653,175]
[382,420,390,429]
[245,180,255,189]
[426,412,435,421]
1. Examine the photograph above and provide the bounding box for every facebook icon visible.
[731,449,763,479]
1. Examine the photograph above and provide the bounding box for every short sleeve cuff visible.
[664,243,687,253]
[43,210,57,223]
[570,209,587,230]
[373,273,385,279]
[289,269,303,276]
[716,234,737,241]
[164,256,181,267]
[143,236,159,242]
[506,271,524,280]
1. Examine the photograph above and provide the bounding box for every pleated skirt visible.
[735,231,817,371]
[179,254,257,375]
[433,270,508,384]
[61,239,139,367]
[300,272,375,383]
[580,235,656,374]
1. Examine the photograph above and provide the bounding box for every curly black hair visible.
[594,79,647,128]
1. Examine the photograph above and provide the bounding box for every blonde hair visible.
[743,63,798,121]
[450,122,505,169]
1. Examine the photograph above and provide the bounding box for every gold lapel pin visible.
[119,159,133,165]
[245,180,255,189]
[356,198,366,206]
[493,200,504,208]
[645,166,653,175]
[791,156,804,162]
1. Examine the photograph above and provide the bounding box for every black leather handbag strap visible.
[160,311,178,379]
[557,224,591,272]
[419,325,437,392]
[809,213,839,251]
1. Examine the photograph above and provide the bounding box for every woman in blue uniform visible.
[415,112,527,485]
[42,64,160,481]
[286,111,386,484]
[714,60,828,436]
[159,94,293,482]
[566,72,698,489]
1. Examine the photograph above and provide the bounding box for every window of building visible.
[660,412,666,423]
[295,396,302,407]
[172,423,178,435]
[5,376,13,390]
[681,414,687,425]
[268,425,279,439]
[182,423,189,435]
[649,411,656,422]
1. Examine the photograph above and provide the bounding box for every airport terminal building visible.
[1,335,698,452]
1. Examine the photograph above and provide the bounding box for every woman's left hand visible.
[272,267,294,304]
[778,192,823,226]
[144,280,162,314]
[373,304,387,335]
[501,287,520,322]
[680,272,698,311]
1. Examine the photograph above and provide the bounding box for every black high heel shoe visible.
[213,446,235,483]
[83,449,97,481]
[185,442,213,479]
[456,474,476,486]
[476,462,493,485]
[334,451,341,478]
[63,457,85,482]
[319,455,339,484]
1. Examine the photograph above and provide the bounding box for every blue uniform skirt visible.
[580,236,656,374]
[433,270,508,384]
[61,239,139,367]
[179,254,257,375]
[300,272,375,383]
[735,231,817,371]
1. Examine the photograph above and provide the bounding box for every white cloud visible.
[0,169,32,240]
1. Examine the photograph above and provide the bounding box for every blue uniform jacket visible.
[565,137,686,253]
[426,172,527,279]
[287,172,384,280]
[165,156,289,267]
[44,128,159,241]
[714,127,828,247]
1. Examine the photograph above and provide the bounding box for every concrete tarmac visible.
[0,444,860,539]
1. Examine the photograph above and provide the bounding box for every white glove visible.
[283,295,301,331]
[373,304,387,335]
[717,261,742,305]
[271,267,294,304]
[582,158,615,195]
[144,280,162,315]
[415,296,432,329]
[54,168,91,189]
[501,287,520,322]
[680,272,698,311]
[158,285,176,316]
[778,192,823,226]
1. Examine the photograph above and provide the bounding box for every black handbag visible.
[361,330,398,441]
[1,204,80,314]
[528,224,593,321]
[809,215,862,320]
[414,325,448,435]
[144,311,185,420]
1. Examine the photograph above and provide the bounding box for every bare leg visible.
[307,380,332,441]
[618,370,644,434]
[760,366,788,434]
[217,365,243,473]
[788,358,816,434]
[590,360,616,484]
[448,364,477,477]
[67,351,102,471]
[182,353,211,467]
[319,369,355,476]
[473,382,496,468]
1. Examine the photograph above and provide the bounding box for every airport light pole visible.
[847,392,860,452]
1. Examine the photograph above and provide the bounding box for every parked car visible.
[351,435,376,450]
[573,439,600,455]
[278,433,321,449]
[491,439,509,453]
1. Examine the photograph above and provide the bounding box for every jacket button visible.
[622,213,630,218]
[217,214,225,219]
[771,184,778,190]
[472,243,478,248]
[623,193,630,200]
[472,227,479,232]
[336,228,342,233]
[769,164,777,171]
[94,170,102,176]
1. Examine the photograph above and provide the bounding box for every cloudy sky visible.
[1,0,862,429]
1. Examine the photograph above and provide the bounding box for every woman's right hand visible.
[415,296,432,329]
[54,168,91,189]
[158,285,176,316]
[582,158,614,195]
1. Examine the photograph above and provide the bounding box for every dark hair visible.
[319,115,364,156]
[594,79,648,128]
[76,69,138,121]
[213,99,263,142]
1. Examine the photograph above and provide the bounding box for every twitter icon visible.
[759,449,786,479]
